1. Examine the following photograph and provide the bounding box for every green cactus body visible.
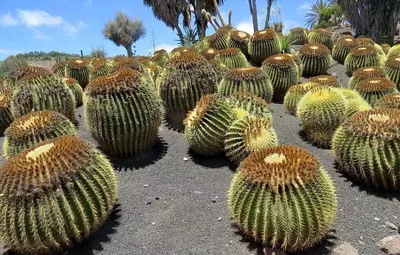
[193,38,210,53]
[6,66,51,88]
[215,48,248,69]
[287,27,308,45]
[184,94,235,156]
[334,88,371,117]
[89,58,113,82]
[208,25,235,50]
[381,44,391,55]
[170,47,195,57]
[228,30,251,56]
[52,61,67,76]
[262,54,299,102]
[209,59,229,84]
[85,69,162,157]
[287,53,304,79]
[228,145,337,252]
[225,92,273,122]
[201,48,218,60]
[62,77,84,107]
[348,66,387,89]
[387,44,400,58]
[308,75,341,87]
[307,28,334,49]
[248,29,281,66]
[0,88,14,134]
[150,54,169,67]
[375,94,400,109]
[218,67,274,103]
[344,46,385,76]
[283,82,321,116]
[332,36,359,64]
[332,109,400,190]
[354,77,398,107]
[384,56,400,89]
[11,73,77,123]
[3,110,77,158]
[297,87,348,148]
[356,38,386,56]
[154,49,169,56]
[299,43,332,77]
[110,57,154,86]
[224,116,278,164]
[66,59,90,89]
[0,136,118,254]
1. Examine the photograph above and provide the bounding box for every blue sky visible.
[0,0,312,60]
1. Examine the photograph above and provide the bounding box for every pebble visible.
[375,217,380,221]
[332,242,359,255]
[143,184,150,187]
[385,222,398,230]
[378,235,400,254]
[183,157,188,161]
[194,191,203,194]
[151,222,156,226]
[218,217,222,221]
[155,197,160,200]
[146,201,152,205]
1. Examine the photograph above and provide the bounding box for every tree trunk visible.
[125,45,133,57]
[248,0,258,32]
[265,0,272,29]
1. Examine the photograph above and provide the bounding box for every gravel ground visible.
[1,61,399,255]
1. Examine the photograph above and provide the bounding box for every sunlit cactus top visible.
[111,57,147,73]
[68,58,90,68]
[164,51,209,70]
[201,48,218,60]
[353,66,387,79]
[350,45,378,56]
[300,43,330,57]
[354,78,396,92]
[0,87,12,108]
[217,47,243,56]
[263,54,297,68]
[308,75,340,87]
[224,67,268,81]
[229,30,251,43]
[356,37,375,46]
[386,56,400,68]
[251,28,278,41]
[375,94,400,110]
[336,35,359,47]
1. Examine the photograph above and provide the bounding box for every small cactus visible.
[248,29,281,66]
[215,48,248,69]
[348,66,387,89]
[308,28,334,49]
[354,77,398,107]
[283,82,321,116]
[344,46,385,76]
[332,35,359,64]
[299,43,332,77]
[286,27,308,45]
[66,58,90,88]
[228,30,251,56]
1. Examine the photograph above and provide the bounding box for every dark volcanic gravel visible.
[0,62,399,255]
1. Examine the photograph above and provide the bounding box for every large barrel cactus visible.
[248,29,281,66]
[354,77,398,107]
[0,87,14,134]
[308,75,340,87]
[85,69,162,157]
[228,30,251,56]
[184,94,235,156]
[61,77,84,107]
[283,82,321,116]
[89,58,113,82]
[51,61,67,76]
[332,36,359,64]
[299,43,332,77]
[3,110,77,158]
[384,55,400,89]
[208,25,235,50]
[387,44,400,58]
[348,66,387,89]
[5,66,50,88]
[332,109,400,190]
[307,28,334,49]
[66,58,90,88]
[0,136,118,254]
[159,51,217,124]
[201,48,218,60]
[286,27,308,45]
[218,67,273,103]
[228,145,337,252]
[110,57,153,86]
[375,94,400,110]
[262,54,300,102]
[215,48,248,69]
[209,59,229,84]
[11,73,76,123]
[225,92,273,122]
[224,115,278,164]
[297,86,348,148]
[335,88,371,117]
[344,46,385,76]
[356,37,385,55]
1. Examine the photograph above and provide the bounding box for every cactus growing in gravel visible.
[332,109,400,190]
[344,46,385,76]
[375,94,400,110]
[0,88,14,134]
[215,48,248,69]
[0,135,117,254]
[51,61,67,76]
[61,77,84,107]
[11,73,76,123]
[201,48,218,60]
[218,67,273,103]
[283,82,321,116]
[225,92,273,122]
[299,43,332,77]
[286,27,308,45]
[208,25,235,50]
[335,88,371,117]
[228,145,337,252]
[3,110,77,158]
[248,29,281,66]
[110,57,153,85]
[66,58,90,88]
[308,75,341,87]
[332,36,359,64]
[262,54,300,101]
[297,87,348,148]
[228,30,251,56]
[307,28,334,49]
[184,94,235,156]
[348,66,387,89]
[85,69,161,157]
[384,56,400,89]
[159,52,217,124]
[224,115,278,164]
[387,44,400,58]
[354,77,398,107]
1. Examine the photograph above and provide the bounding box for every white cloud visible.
[17,10,62,27]
[236,19,254,35]
[0,48,22,55]
[297,3,311,15]
[156,43,176,53]
[35,30,52,40]
[0,12,18,26]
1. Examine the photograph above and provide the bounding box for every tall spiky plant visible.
[305,0,331,29]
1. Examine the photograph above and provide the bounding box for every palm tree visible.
[103,12,145,57]
[304,0,330,29]
[336,0,400,41]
